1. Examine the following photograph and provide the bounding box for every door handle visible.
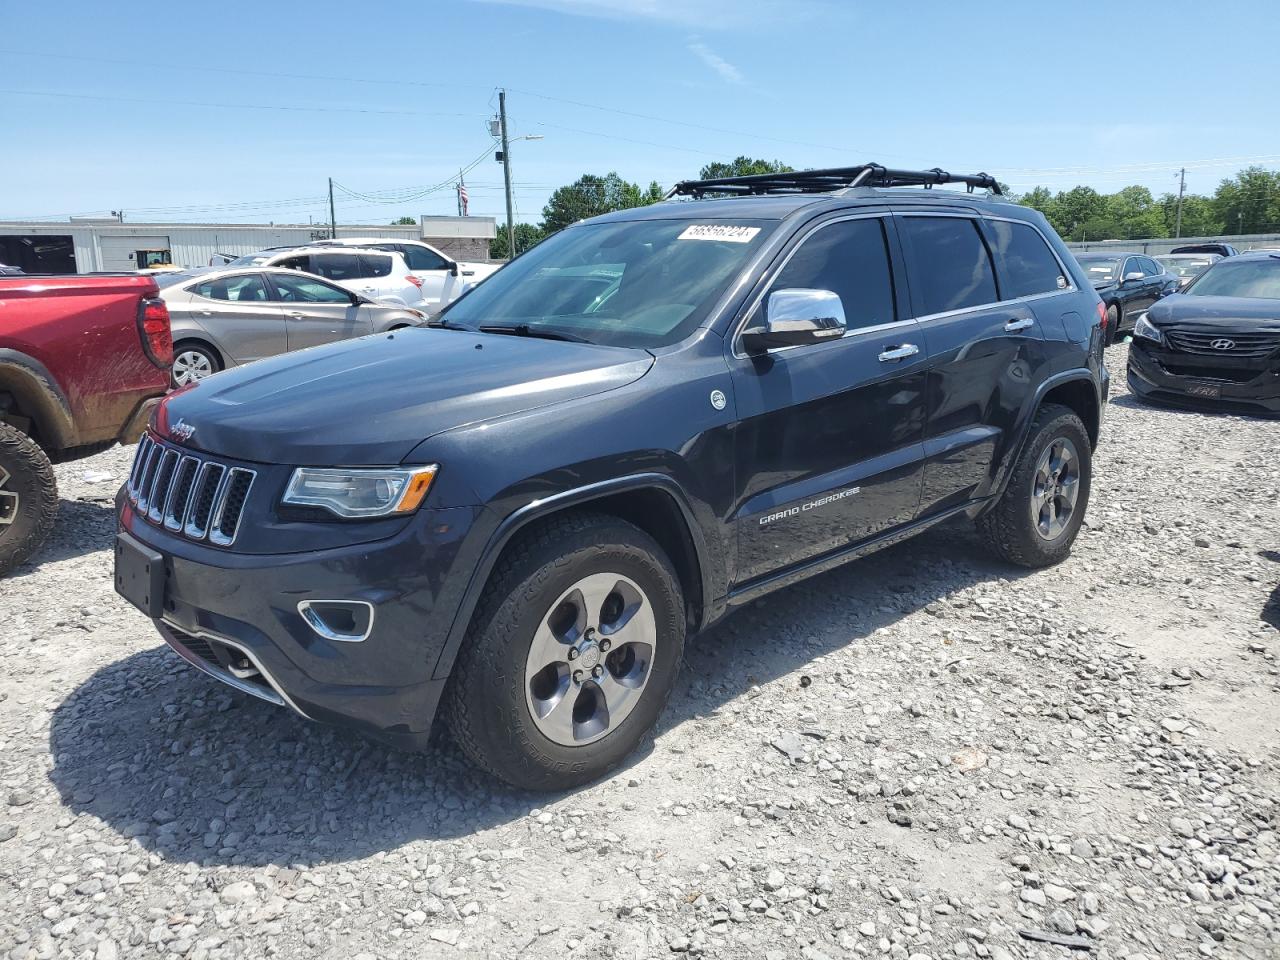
[1004,318,1035,333]
[287,311,305,318]
[878,343,919,362]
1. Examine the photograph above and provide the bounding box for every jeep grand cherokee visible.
[115,164,1109,790]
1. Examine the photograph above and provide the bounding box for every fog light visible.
[298,600,375,643]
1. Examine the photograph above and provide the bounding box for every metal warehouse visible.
[0,215,497,274]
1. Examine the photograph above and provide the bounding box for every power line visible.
[0,87,485,118]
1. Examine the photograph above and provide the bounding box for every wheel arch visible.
[983,371,1101,510]
[431,474,711,682]
[0,350,76,451]
[171,337,225,369]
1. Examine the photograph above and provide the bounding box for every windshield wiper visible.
[478,323,590,343]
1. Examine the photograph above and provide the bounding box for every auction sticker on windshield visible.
[677,224,761,243]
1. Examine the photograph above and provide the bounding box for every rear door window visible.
[984,220,1067,299]
[900,216,998,315]
[308,253,363,281]
[267,273,352,303]
[191,274,268,302]
[399,245,450,271]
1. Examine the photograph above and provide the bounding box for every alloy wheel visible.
[1030,437,1080,541]
[172,350,213,385]
[524,571,657,746]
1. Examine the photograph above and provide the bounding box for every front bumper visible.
[1127,343,1280,415]
[116,494,482,750]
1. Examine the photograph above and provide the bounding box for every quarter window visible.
[901,217,998,315]
[765,218,896,332]
[192,274,268,302]
[985,220,1066,299]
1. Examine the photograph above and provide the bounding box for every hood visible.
[1148,294,1280,331]
[157,328,653,465]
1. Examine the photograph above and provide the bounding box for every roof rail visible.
[669,164,1002,199]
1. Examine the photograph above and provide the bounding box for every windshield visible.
[1186,257,1280,299]
[440,218,775,348]
[1074,255,1122,283]
[1157,256,1215,278]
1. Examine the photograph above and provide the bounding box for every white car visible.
[312,237,502,310]
[226,247,431,310]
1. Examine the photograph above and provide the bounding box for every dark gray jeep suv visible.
[115,164,1109,790]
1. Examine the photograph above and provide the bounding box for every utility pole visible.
[1238,211,1244,235]
[1174,167,1186,238]
[328,177,337,239]
[498,89,515,259]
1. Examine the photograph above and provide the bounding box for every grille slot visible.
[1164,329,1280,360]
[126,435,256,547]
[1160,363,1263,384]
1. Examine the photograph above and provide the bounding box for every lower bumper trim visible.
[157,620,310,718]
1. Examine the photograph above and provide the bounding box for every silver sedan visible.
[157,267,427,386]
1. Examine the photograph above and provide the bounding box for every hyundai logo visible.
[1210,338,1236,351]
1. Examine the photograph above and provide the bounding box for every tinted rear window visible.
[358,254,393,278]
[901,217,998,315]
[985,220,1066,299]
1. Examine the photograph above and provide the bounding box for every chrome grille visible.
[1164,329,1280,360]
[126,435,255,547]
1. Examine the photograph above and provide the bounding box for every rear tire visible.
[0,422,58,577]
[171,341,222,387]
[444,512,685,791]
[976,403,1091,568]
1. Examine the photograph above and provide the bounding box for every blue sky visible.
[4,0,1278,226]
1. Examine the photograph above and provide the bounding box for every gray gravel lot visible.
[1,345,1277,960]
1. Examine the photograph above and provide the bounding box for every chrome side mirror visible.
[742,288,847,353]
[1123,272,1144,283]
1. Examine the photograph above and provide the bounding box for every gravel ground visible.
[1,345,1277,960]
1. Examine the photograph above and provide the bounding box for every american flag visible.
[457,179,469,216]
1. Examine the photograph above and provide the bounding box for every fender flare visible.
[986,369,1101,505]
[431,473,712,680]
[0,349,76,450]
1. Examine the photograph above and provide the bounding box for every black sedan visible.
[1127,251,1280,414]
[1074,252,1179,345]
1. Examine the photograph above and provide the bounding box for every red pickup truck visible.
[0,274,172,573]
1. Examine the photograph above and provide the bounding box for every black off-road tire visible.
[443,512,685,791]
[976,403,1091,568]
[0,422,58,577]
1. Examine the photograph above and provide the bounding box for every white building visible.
[0,215,497,274]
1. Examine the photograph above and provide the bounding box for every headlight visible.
[282,465,438,518]
[1132,313,1164,345]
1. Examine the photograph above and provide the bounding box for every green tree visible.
[1106,186,1166,239]
[1157,192,1220,238]
[1053,186,1109,241]
[697,156,794,180]
[1212,166,1280,235]
[540,172,664,234]
[489,222,545,260]
[391,216,416,225]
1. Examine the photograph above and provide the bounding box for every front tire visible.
[0,422,58,577]
[1104,304,1120,346]
[444,512,685,791]
[976,403,1091,568]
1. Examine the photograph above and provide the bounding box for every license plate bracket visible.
[114,531,165,619]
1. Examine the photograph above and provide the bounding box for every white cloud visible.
[469,0,828,27]
[687,40,745,85]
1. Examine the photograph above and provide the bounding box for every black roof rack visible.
[670,164,1002,199]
